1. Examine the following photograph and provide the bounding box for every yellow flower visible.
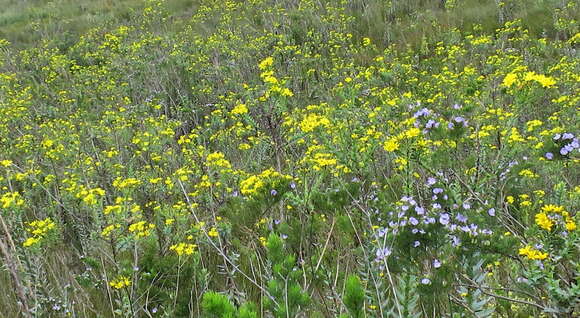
[23,237,40,247]
[535,212,553,231]
[109,276,131,289]
[533,74,556,88]
[502,73,518,88]
[0,160,12,167]
[300,113,331,133]
[208,227,219,237]
[258,57,274,70]
[169,242,197,256]
[518,246,548,260]
[383,138,399,152]
[231,103,248,115]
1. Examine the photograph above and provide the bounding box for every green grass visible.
[0,0,197,48]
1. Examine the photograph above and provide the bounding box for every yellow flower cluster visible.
[0,192,24,209]
[109,276,131,289]
[300,113,331,133]
[101,224,121,237]
[240,168,293,196]
[518,246,548,260]
[206,152,232,170]
[535,204,576,232]
[502,70,556,89]
[23,218,56,247]
[535,212,553,231]
[230,103,248,115]
[258,57,293,99]
[169,242,197,256]
[112,177,142,189]
[128,221,155,238]
[76,187,106,205]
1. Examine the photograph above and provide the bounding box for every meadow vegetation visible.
[0,0,578,317]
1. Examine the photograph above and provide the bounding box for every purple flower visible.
[453,103,462,109]
[415,206,425,215]
[462,202,471,210]
[427,177,437,186]
[401,205,409,211]
[270,189,278,196]
[421,278,431,285]
[425,119,438,129]
[487,208,496,217]
[409,217,419,226]
[553,133,561,140]
[562,133,574,140]
[447,122,455,129]
[545,152,554,160]
[377,227,387,237]
[433,188,444,194]
[433,259,442,268]
[451,235,461,247]
[413,241,421,247]
[439,213,450,225]
[375,247,391,260]
[456,213,468,223]
[413,108,430,118]
[290,182,296,189]
[432,203,442,210]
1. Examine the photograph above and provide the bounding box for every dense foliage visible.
[0,0,578,317]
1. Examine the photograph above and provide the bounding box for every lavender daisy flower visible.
[427,177,437,186]
[456,213,468,223]
[487,208,496,217]
[413,241,421,247]
[421,278,431,285]
[433,259,442,268]
[415,206,425,215]
[439,213,450,225]
[433,188,444,194]
[375,247,391,261]
[462,202,471,210]
[409,217,419,226]
[451,235,461,247]
[377,227,387,237]
[545,152,554,160]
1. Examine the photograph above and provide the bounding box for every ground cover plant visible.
[0,0,578,317]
